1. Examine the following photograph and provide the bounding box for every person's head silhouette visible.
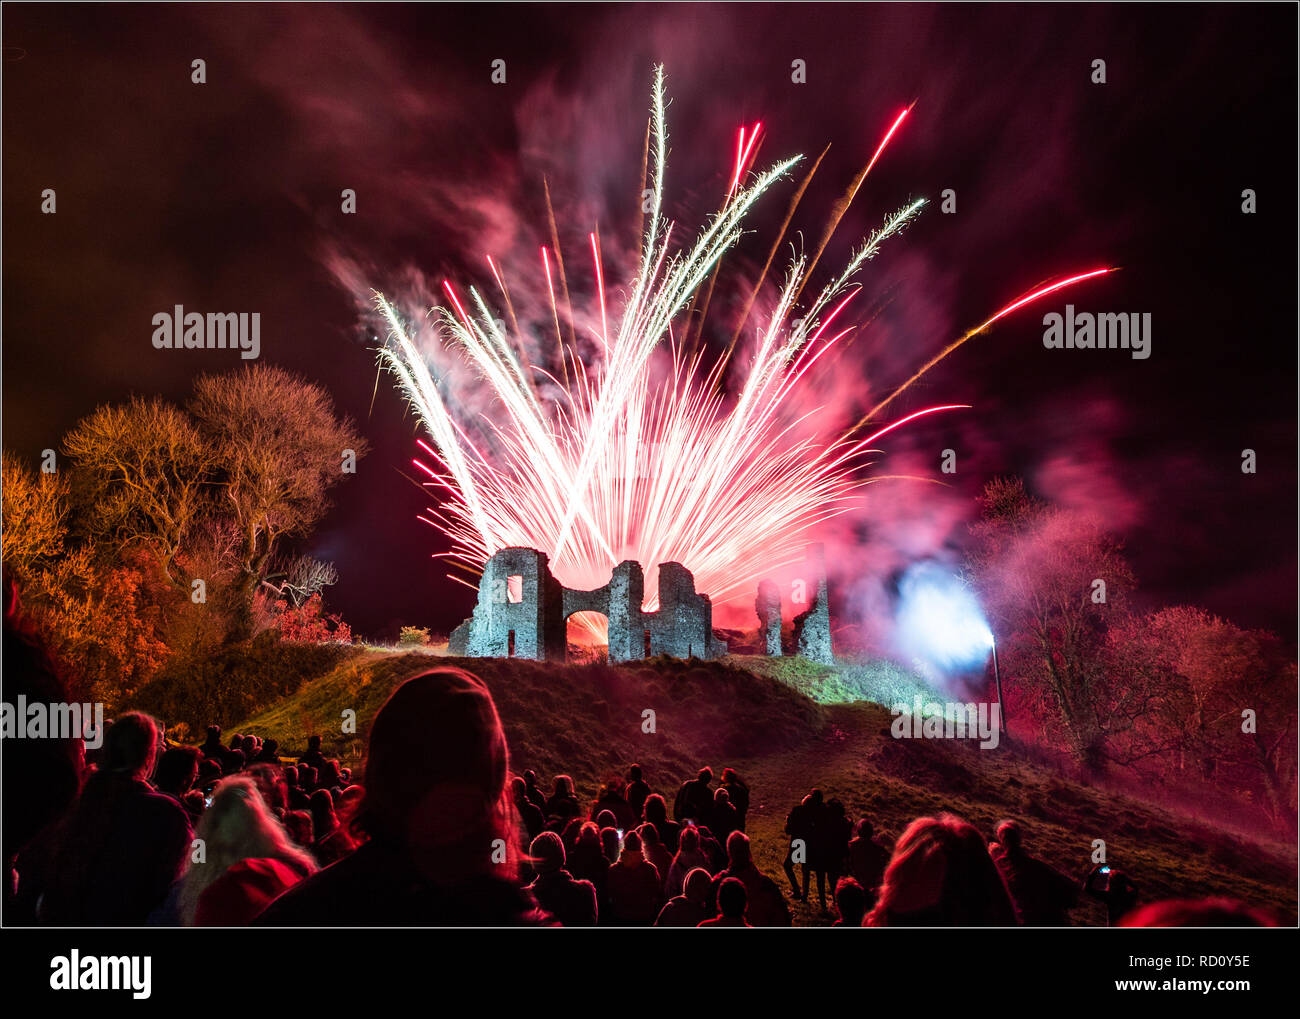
[716,877,747,920]
[104,713,161,780]
[356,668,514,879]
[725,830,752,869]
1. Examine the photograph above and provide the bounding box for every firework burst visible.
[374,67,1109,636]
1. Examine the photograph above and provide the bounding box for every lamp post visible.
[990,635,1008,740]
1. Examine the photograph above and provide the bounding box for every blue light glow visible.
[894,562,994,672]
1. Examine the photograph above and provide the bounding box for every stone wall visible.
[452,550,726,662]
[449,544,832,665]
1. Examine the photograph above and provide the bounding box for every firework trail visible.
[375,67,1109,635]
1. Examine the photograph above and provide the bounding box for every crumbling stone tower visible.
[755,580,782,655]
[753,544,834,665]
[448,547,565,660]
[792,544,834,664]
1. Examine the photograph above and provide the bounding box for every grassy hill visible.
[231,648,1297,927]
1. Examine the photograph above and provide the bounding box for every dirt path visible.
[725,704,878,926]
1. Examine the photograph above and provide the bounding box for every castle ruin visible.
[448,543,833,665]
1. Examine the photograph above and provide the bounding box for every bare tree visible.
[61,397,216,583]
[189,364,367,633]
[261,554,340,607]
[1,450,70,577]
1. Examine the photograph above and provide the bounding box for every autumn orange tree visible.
[3,364,367,710]
[1,451,69,573]
[62,396,216,585]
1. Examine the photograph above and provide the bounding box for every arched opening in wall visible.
[566,611,609,663]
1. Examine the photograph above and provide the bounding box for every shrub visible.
[272,593,353,644]
[398,626,431,647]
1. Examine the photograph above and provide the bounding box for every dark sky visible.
[4,4,1296,644]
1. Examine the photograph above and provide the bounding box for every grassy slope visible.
[234,648,1296,927]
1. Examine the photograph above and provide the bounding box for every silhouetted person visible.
[284,765,311,810]
[1084,864,1139,926]
[814,797,853,910]
[782,789,821,900]
[595,808,618,832]
[656,867,713,927]
[988,820,1076,925]
[643,794,680,852]
[316,758,344,793]
[526,831,597,927]
[309,788,339,843]
[639,822,673,889]
[545,775,581,828]
[833,877,868,926]
[254,738,280,765]
[220,746,246,777]
[711,787,740,847]
[625,764,651,818]
[512,777,546,840]
[720,768,750,830]
[256,668,549,925]
[200,725,225,761]
[606,830,662,925]
[710,831,791,927]
[591,776,637,832]
[155,746,201,804]
[308,789,355,867]
[559,816,586,854]
[300,734,327,773]
[3,595,85,924]
[699,876,751,927]
[674,768,714,829]
[696,825,727,872]
[522,770,547,813]
[865,814,1016,926]
[39,713,192,925]
[567,821,611,921]
[848,818,890,899]
[600,826,621,864]
[666,825,713,897]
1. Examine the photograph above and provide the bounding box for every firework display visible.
[377,68,1108,623]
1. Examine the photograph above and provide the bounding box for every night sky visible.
[4,4,1296,645]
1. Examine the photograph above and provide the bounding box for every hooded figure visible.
[526,831,598,927]
[256,668,549,926]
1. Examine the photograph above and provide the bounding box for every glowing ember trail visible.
[373,67,1109,639]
